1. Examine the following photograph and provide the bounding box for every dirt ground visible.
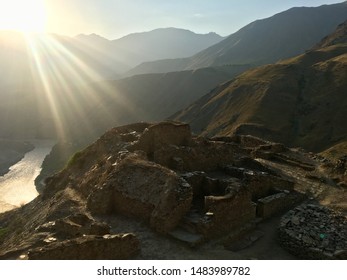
[100,211,297,260]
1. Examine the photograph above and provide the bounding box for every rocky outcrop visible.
[279,203,347,259]
[28,233,140,260]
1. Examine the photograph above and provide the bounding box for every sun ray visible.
[24,33,137,141]
[25,34,67,140]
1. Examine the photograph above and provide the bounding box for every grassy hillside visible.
[320,141,347,161]
[314,20,347,49]
[173,43,347,152]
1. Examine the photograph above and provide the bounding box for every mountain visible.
[173,22,347,153]
[0,28,223,91]
[114,28,223,67]
[0,64,243,141]
[0,27,227,142]
[128,2,347,76]
[75,28,224,72]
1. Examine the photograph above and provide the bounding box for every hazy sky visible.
[3,0,346,39]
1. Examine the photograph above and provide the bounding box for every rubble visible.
[278,203,347,259]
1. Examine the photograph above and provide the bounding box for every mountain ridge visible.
[74,27,224,71]
[173,22,347,152]
[128,2,347,76]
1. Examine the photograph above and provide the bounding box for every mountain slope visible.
[173,36,347,152]
[128,2,347,75]
[0,28,226,142]
[314,19,347,49]
[0,65,240,141]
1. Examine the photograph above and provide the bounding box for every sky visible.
[0,0,345,39]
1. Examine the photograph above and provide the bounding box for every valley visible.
[0,1,346,261]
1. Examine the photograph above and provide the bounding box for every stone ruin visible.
[279,203,347,259]
[10,121,329,259]
[58,121,307,247]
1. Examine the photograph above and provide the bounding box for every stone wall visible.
[244,172,294,200]
[28,234,140,260]
[131,122,192,154]
[87,153,193,233]
[256,192,305,219]
[201,189,256,238]
[153,142,245,172]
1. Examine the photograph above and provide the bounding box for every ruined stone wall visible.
[153,142,245,172]
[244,173,294,200]
[132,122,192,154]
[87,154,193,233]
[113,190,155,220]
[201,189,256,238]
[256,192,305,219]
[28,234,140,260]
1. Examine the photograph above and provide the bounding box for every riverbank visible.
[0,140,55,213]
[0,140,34,177]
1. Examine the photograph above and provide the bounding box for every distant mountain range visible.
[75,28,224,74]
[173,20,347,152]
[0,28,224,86]
[1,2,346,153]
[128,2,347,76]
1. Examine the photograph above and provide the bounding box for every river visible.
[0,140,55,213]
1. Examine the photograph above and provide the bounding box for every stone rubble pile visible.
[278,203,347,259]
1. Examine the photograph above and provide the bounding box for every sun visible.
[0,0,46,33]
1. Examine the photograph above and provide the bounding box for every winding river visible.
[0,140,55,213]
